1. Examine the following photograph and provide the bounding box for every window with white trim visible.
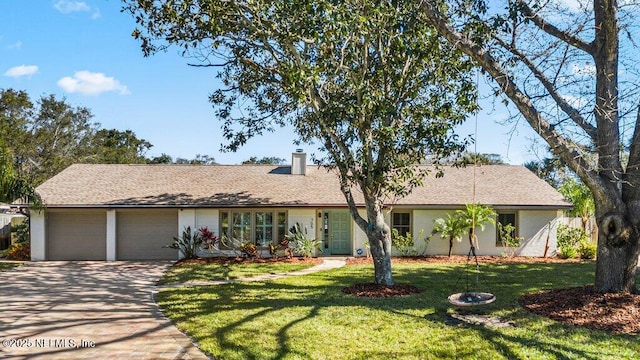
[219,210,287,248]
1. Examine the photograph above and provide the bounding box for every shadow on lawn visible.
[157,262,638,360]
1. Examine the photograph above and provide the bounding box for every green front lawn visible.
[0,262,22,272]
[157,262,640,359]
[158,261,317,285]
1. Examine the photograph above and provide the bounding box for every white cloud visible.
[555,0,591,12]
[562,94,589,108]
[57,71,130,95]
[4,65,39,78]
[572,62,596,76]
[53,1,90,14]
[7,41,22,49]
[91,9,101,19]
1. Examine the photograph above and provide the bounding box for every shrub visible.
[285,223,322,258]
[577,240,597,260]
[5,241,30,260]
[498,223,523,257]
[11,222,29,243]
[391,229,414,256]
[391,229,429,256]
[558,246,577,259]
[165,226,202,259]
[198,227,219,252]
[240,242,258,258]
[556,224,587,259]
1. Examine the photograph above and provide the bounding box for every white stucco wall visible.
[288,208,318,256]
[415,209,563,257]
[30,210,45,261]
[515,210,562,256]
[288,208,316,238]
[194,209,220,257]
[195,209,219,234]
[413,209,498,256]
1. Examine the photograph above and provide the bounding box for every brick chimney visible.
[291,149,307,175]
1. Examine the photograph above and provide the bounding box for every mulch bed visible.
[519,285,640,334]
[345,255,590,266]
[342,283,423,297]
[175,256,323,266]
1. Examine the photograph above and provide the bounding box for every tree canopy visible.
[0,89,153,186]
[124,0,480,285]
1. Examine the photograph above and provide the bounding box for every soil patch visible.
[342,283,423,297]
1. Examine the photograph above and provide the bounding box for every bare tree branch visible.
[516,0,594,55]
[420,2,613,198]
[492,35,598,140]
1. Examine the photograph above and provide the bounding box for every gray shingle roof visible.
[35,164,571,209]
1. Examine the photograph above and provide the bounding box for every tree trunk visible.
[363,198,394,286]
[594,209,640,293]
[448,236,453,257]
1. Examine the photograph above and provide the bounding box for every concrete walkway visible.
[0,261,208,360]
[0,258,346,359]
[157,258,347,289]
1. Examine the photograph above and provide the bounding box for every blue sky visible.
[0,0,541,165]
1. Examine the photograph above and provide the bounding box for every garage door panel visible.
[48,211,106,260]
[117,210,178,260]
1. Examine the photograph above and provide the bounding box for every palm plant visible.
[432,213,467,257]
[457,203,496,255]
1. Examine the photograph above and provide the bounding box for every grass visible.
[0,262,22,272]
[158,261,317,285]
[157,262,640,359]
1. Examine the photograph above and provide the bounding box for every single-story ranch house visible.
[31,152,571,261]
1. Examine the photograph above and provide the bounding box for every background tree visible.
[89,129,152,164]
[147,153,174,164]
[124,0,479,285]
[559,177,595,234]
[174,154,218,165]
[242,156,287,165]
[457,152,504,165]
[0,142,40,207]
[422,0,640,293]
[524,155,571,188]
[1,88,160,185]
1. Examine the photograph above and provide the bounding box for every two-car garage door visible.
[46,209,178,260]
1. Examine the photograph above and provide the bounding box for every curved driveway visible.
[0,261,209,360]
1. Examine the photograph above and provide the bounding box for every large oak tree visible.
[123,0,478,284]
[421,0,640,292]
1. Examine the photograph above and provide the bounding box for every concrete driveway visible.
[0,261,209,360]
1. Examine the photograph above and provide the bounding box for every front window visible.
[232,212,252,242]
[255,212,274,246]
[219,210,287,248]
[392,212,411,237]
